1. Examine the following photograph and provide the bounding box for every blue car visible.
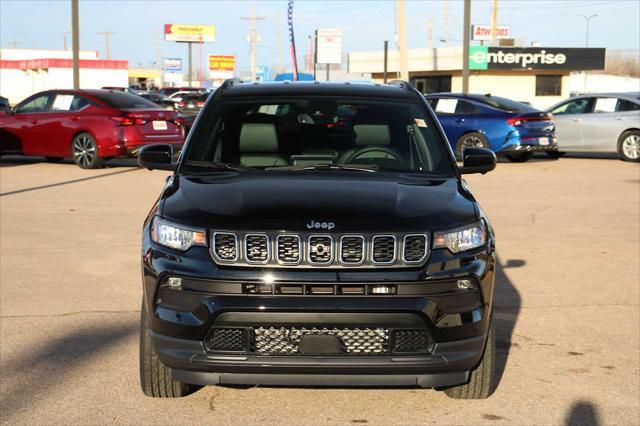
[425,93,557,162]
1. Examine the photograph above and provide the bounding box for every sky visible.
[1,0,639,74]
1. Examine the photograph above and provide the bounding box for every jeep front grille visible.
[209,232,429,268]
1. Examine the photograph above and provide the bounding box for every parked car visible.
[0,95,9,111]
[168,90,205,103]
[177,92,208,114]
[425,93,557,162]
[158,87,205,97]
[136,79,498,399]
[0,89,184,168]
[545,93,640,162]
[101,86,127,92]
[136,92,179,111]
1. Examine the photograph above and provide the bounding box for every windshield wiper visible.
[182,161,247,171]
[265,164,378,172]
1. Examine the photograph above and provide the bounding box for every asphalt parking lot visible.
[0,155,638,425]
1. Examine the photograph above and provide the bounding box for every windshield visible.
[183,96,454,175]
[480,95,538,112]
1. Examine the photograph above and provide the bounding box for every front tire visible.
[72,133,102,169]
[139,301,195,397]
[444,321,495,399]
[455,132,488,161]
[618,130,640,162]
[505,152,533,162]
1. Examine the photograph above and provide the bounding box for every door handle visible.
[31,119,38,124]
[571,118,582,122]
[455,118,465,123]
[615,116,624,121]
[71,117,79,121]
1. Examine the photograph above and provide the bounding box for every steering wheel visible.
[343,146,404,164]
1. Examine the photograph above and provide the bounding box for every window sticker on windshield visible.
[414,118,427,127]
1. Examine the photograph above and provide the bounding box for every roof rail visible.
[387,80,413,91]
[219,78,243,90]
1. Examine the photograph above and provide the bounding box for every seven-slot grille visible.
[210,232,429,268]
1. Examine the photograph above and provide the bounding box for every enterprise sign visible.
[469,46,605,70]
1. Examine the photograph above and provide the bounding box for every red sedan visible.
[0,89,184,168]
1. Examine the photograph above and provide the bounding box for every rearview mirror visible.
[138,144,176,171]
[459,147,496,175]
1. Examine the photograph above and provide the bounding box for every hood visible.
[160,172,477,232]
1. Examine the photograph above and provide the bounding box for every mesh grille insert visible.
[245,234,269,263]
[340,236,365,264]
[403,234,427,263]
[204,327,248,352]
[372,236,396,264]
[213,232,237,261]
[254,327,389,355]
[308,236,332,264]
[277,235,301,263]
[393,330,432,353]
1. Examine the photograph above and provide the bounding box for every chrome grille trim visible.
[211,232,239,263]
[244,233,270,264]
[402,234,429,264]
[371,235,397,265]
[339,235,365,265]
[307,235,334,265]
[276,234,302,265]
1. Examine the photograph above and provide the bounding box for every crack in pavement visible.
[1,309,140,319]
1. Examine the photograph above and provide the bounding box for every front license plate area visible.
[539,137,549,145]
[152,120,168,131]
[298,334,345,354]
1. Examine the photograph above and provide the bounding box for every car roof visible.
[571,92,640,100]
[219,81,416,100]
[426,92,496,102]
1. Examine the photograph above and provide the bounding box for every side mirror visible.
[138,144,176,171]
[459,147,496,175]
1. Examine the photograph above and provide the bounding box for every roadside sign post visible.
[315,28,342,82]
[164,24,215,87]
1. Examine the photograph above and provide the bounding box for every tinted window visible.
[93,92,157,109]
[184,97,454,176]
[480,96,537,112]
[616,99,640,112]
[536,75,562,96]
[16,94,51,113]
[456,100,480,114]
[550,98,593,115]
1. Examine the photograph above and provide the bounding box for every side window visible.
[616,99,640,112]
[455,100,479,114]
[15,94,51,113]
[426,98,438,109]
[51,94,76,111]
[434,98,458,114]
[593,98,617,113]
[70,96,90,111]
[550,99,593,115]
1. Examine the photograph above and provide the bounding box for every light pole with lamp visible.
[578,14,597,92]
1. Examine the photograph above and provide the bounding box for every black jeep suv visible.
[138,79,498,399]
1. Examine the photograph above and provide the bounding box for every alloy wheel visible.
[461,135,485,150]
[622,134,640,160]
[72,136,96,168]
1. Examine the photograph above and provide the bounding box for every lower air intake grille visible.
[245,234,268,263]
[372,236,396,264]
[254,327,389,355]
[213,232,238,261]
[204,327,248,352]
[393,330,432,353]
[403,234,427,263]
[308,236,332,264]
[340,236,365,264]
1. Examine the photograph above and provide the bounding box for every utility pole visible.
[308,35,313,73]
[241,4,266,81]
[71,0,80,89]
[156,32,163,88]
[187,42,193,86]
[491,0,498,42]
[395,0,409,81]
[428,17,433,49]
[97,31,114,59]
[579,14,598,47]
[383,40,388,83]
[275,13,283,73]
[443,0,449,47]
[462,0,471,94]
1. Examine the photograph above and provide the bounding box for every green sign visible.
[469,45,489,70]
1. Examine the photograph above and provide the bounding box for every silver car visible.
[546,93,640,162]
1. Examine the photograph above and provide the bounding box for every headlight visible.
[433,221,486,253]
[150,216,206,251]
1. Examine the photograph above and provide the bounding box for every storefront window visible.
[536,75,562,96]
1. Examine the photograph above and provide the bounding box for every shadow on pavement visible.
[0,167,141,197]
[493,257,524,389]
[0,318,138,421]
[565,400,601,426]
[0,156,140,168]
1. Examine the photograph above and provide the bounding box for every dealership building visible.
[348,45,606,109]
[0,48,129,105]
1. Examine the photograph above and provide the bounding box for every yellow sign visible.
[164,24,215,43]
[209,55,235,71]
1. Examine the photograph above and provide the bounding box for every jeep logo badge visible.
[306,220,335,231]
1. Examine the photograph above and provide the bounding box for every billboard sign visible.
[208,55,235,71]
[163,57,182,72]
[164,24,215,43]
[469,46,606,70]
[316,28,342,64]
[471,25,511,41]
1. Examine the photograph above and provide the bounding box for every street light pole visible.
[71,0,80,89]
[579,14,597,47]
